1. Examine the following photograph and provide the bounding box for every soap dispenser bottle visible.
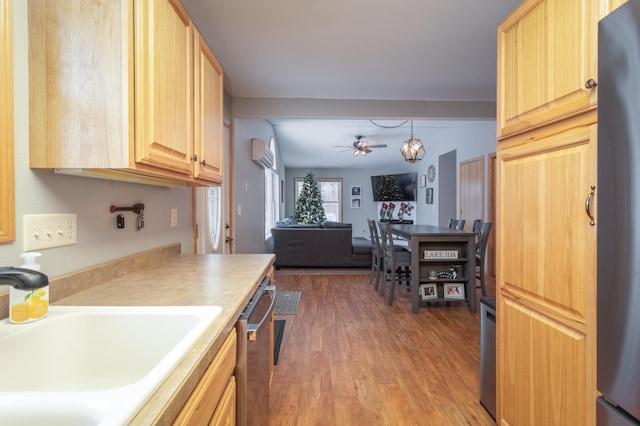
[9,252,49,323]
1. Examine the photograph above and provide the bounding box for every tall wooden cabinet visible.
[28,0,224,187]
[497,116,597,425]
[0,0,14,243]
[496,0,626,424]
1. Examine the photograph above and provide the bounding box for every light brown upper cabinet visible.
[28,0,223,187]
[193,28,224,185]
[497,0,602,139]
[1,0,15,243]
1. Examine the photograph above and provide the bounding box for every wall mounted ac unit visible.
[251,138,275,169]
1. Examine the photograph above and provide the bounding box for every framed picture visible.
[351,197,362,208]
[426,187,434,204]
[443,283,465,299]
[351,185,361,196]
[420,283,438,300]
[420,174,427,188]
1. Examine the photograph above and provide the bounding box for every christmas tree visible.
[294,171,326,224]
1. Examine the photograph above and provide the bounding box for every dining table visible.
[390,223,478,314]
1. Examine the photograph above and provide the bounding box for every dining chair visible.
[448,218,466,230]
[367,219,383,291]
[378,221,412,306]
[474,221,493,297]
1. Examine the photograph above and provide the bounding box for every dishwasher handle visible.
[247,285,276,341]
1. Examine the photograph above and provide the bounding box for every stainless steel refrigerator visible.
[597,2,640,424]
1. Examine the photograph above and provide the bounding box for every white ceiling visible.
[180,0,521,169]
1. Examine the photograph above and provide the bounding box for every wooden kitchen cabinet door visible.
[499,298,589,425]
[496,120,597,425]
[208,376,236,426]
[0,0,14,243]
[29,0,202,185]
[134,0,194,176]
[193,28,224,185]
[497,0,601,139]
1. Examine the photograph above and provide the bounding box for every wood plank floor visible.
[269,271,496,425]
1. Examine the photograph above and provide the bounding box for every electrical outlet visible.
[23,213,77,251]
[170,209,178,228]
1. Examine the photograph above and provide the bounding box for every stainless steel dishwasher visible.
[480,296,496,421]
[236,276,275,426]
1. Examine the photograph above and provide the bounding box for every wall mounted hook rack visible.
[110,203,145,215]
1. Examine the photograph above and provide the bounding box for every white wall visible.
[0,2,193,279]
[286,121,496,234]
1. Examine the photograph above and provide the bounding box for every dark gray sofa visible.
[271,218,372,268]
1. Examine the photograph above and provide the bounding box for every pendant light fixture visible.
[400,120,425,163]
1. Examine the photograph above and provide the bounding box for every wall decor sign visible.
[420,175,426,188]
[423,250,458,259]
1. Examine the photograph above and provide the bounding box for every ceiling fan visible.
[334,135,387,157]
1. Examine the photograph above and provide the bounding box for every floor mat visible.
[274,291,301,315]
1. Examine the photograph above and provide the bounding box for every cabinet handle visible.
[200,159,207,166]
[585,79,597,89]
[585,185,596,225]
[190,154,198,162]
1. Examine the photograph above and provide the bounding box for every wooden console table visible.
[390,224,477,314]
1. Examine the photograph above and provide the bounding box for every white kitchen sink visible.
[0,305,222,425]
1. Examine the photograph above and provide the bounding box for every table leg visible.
[411,240,420,314]
[466,236,476,314]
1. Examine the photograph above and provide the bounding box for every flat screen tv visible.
[371,172,417,201]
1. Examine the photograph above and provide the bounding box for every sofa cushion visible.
[352,237,373,255]
[322,221,352,229]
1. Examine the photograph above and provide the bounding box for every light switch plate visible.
[23,214,77,251]
[170,209,178,228]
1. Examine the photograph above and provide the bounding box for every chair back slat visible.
[448,218,466,230]
[475,222,492,257]
[367,219,381,254]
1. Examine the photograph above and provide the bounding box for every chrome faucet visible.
[0,267,49,290]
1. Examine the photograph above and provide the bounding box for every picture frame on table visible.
[420,283,438,300]
[351,186,361,196]
[420,174,427,188]
[443,283,465,299]
[351,197,362,208]
[426,187,434,204]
